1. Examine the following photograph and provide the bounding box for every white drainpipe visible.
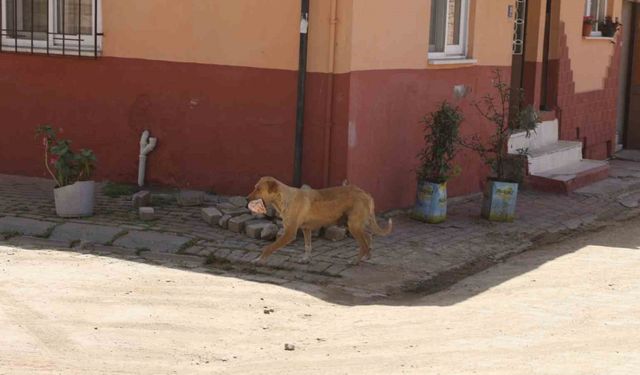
[138,130,157,187]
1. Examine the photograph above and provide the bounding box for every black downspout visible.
[623,3,637,148]
[540,0,552,111]
[293,0,310,187]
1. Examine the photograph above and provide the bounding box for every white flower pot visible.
[54,181,95,218]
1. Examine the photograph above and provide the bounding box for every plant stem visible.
[43,139,60,186]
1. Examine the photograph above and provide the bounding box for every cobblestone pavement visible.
[2,159,640,300]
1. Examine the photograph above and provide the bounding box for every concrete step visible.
[527,140,583,175]
[527,160,610,194]
[508,119,559,153]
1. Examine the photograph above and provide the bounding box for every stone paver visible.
[49,222,123,245]
[113,230,191,253]
[0,216,56,237]
[2,159,640,296]
[139,207,156,221]
[132,191,151,208]
[201,207,222,225]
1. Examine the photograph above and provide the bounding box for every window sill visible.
[583,36,615,41]
[428,58,478,66]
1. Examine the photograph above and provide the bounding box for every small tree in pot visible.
[36,126,97,217]
[412,101,462,224]
[462,69,539,222]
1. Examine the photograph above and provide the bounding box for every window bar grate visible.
[30,0,34,53]
[1,0,100,57]
[14,0,18,52]
[62,0,65,55]
[46,0,49,54]
[93,0,96,58]
[512,0,527,55]
[1,0,3,53]
[78,0,81,56]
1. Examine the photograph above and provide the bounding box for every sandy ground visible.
[1,219,640,375]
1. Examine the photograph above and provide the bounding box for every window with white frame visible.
[1,0,101,55]
[429,0,470,59]
[585,0,607,36]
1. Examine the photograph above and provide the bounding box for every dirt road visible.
[2,218,640,374]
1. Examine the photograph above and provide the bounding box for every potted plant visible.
[36,126,97,217]
[583,16,596,37]
[599,17,622,38]
[412,102,462,224]
[463,69,540,222]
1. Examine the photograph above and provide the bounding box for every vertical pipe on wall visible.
[623,2,638,147]
[322,0,338,187]
[540,0,552,110]
[293,0,310,187]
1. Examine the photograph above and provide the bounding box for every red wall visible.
[0,53,510,211]
[345,66,506,211]
[0,54,349,196]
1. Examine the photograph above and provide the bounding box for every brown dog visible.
[247,177,392,264]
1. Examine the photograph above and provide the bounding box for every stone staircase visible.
[508,119,609,193]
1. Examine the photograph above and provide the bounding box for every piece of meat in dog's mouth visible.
[248,199,267,215]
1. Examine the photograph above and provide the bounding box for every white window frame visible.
[585,0,607,37]
[1,0,102,54]
[428,0,471,60]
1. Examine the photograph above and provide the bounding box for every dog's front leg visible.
[252,224,298,264]
[300,228,312,264]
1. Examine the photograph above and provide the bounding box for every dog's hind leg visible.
[347,219,370,265]
[300,228,313,264]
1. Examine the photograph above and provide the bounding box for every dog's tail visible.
[367,199,393,236]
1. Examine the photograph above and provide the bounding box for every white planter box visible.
[54,181,95,218]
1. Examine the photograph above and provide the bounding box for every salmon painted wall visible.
[103,0,352,74]
[545,0,623,161]
[551,0,622,93]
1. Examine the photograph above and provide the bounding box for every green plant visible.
[36,125,97,188]
[583,16,596,26]
[462,69,540,183]
[417,101,463,183]
[599,17,622,37]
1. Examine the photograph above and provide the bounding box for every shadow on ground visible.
[3,212,640,308]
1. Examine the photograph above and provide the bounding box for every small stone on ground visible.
[132,190,151,208]
[229,196,248,208]
[139,207,156,221]
[201,207,223,225]
[177,190,204,206]
[228,214,254,233]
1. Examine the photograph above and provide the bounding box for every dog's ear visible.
[266,180,279,194]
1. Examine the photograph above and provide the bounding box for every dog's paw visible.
[251,256,266,265]
[299,256,311,264]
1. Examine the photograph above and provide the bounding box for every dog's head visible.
[247,176,280,204]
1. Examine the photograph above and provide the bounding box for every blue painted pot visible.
[481,180,519,222]
[413,181,447,224]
